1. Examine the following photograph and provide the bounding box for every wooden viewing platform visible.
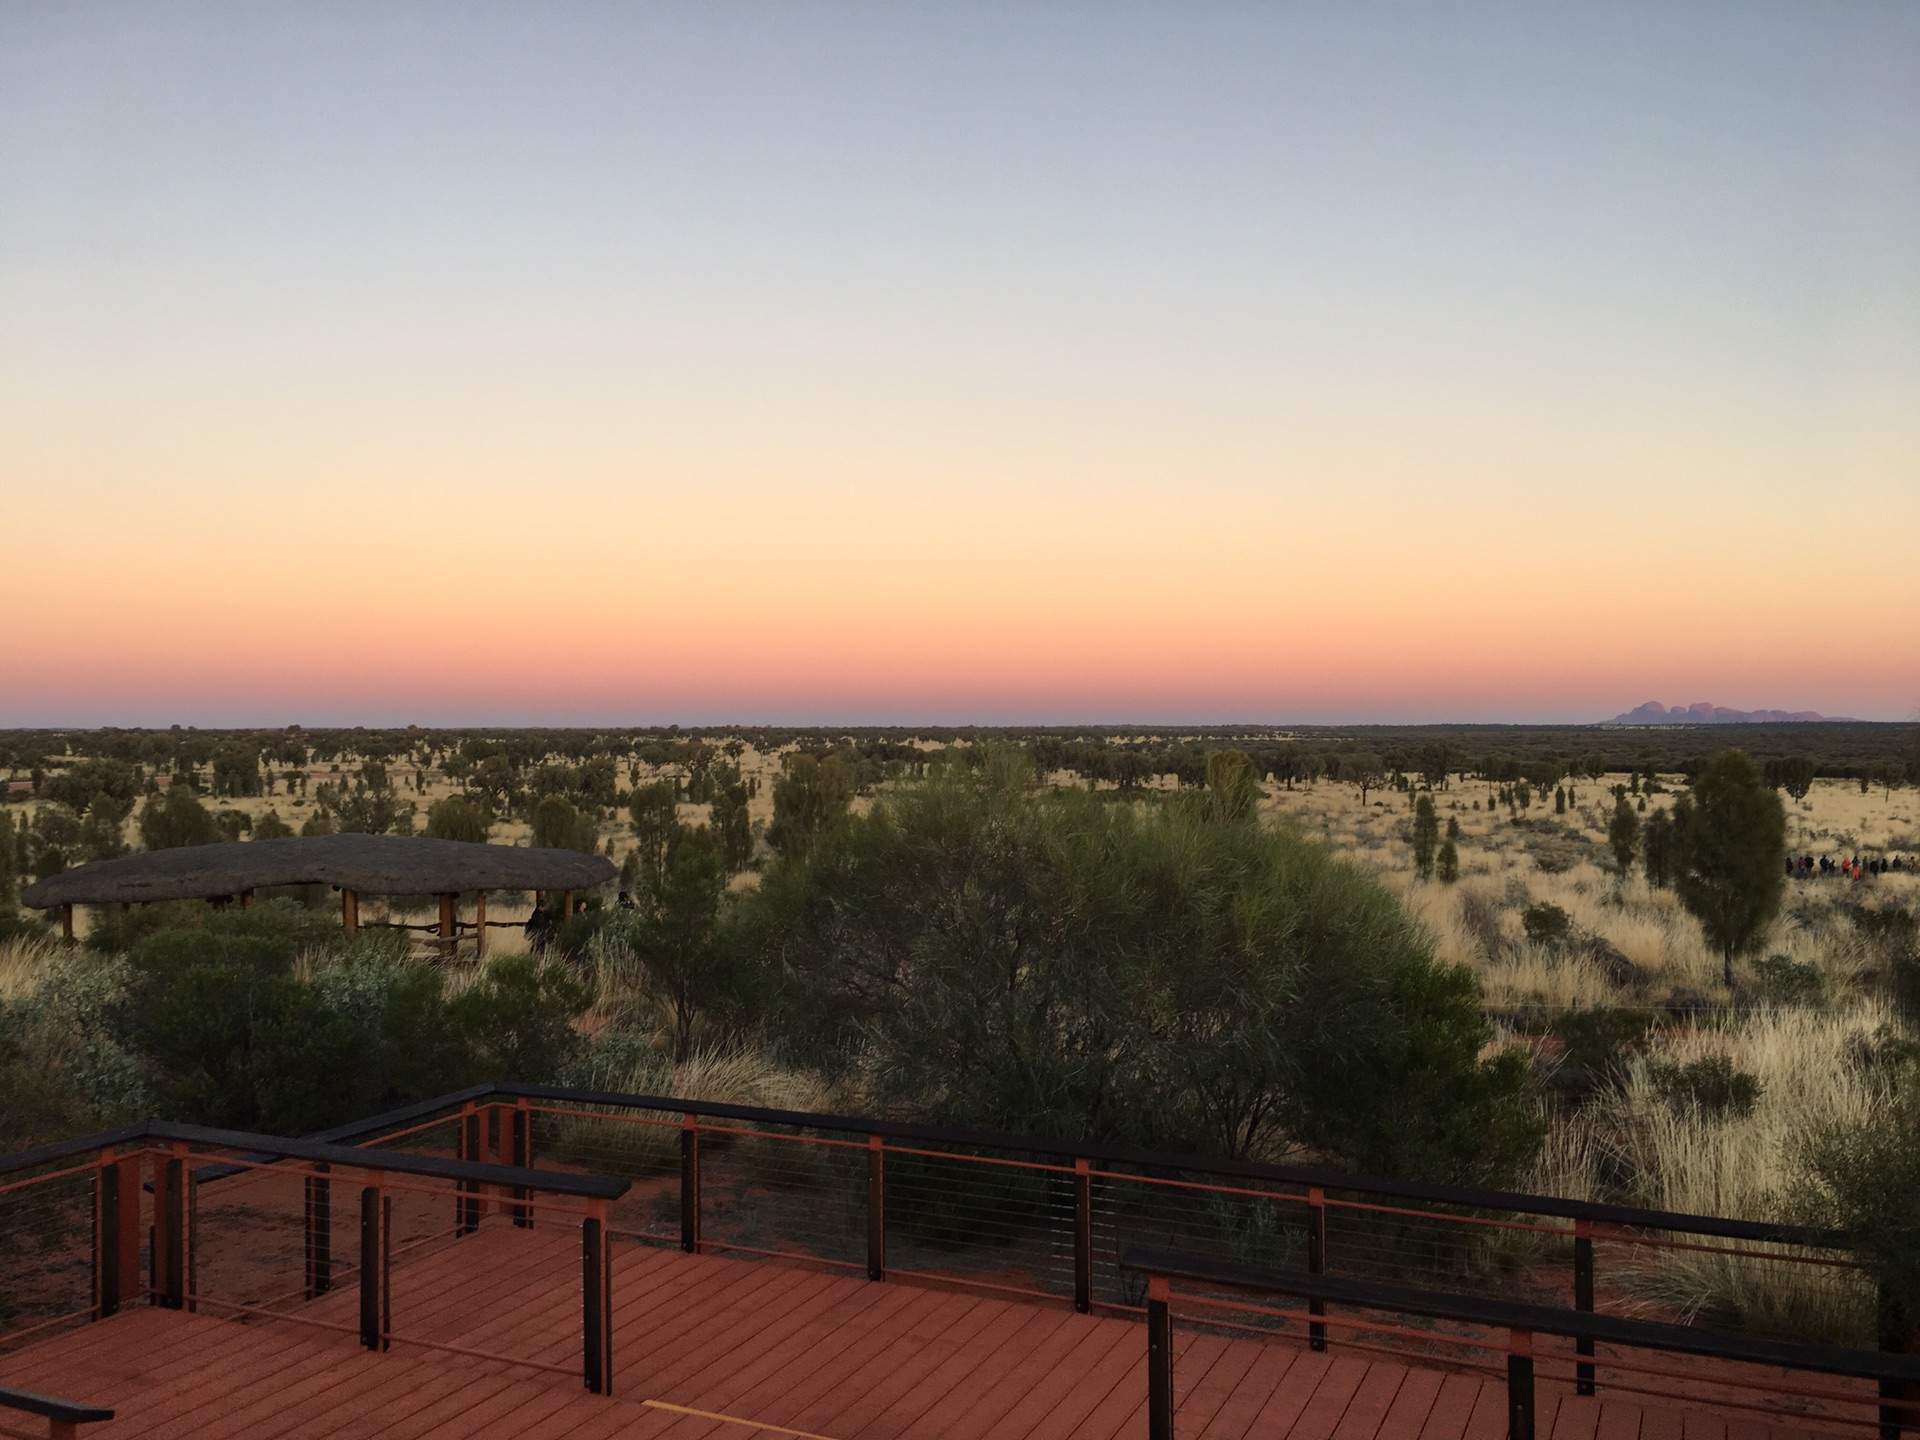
[0,1224,1843,1440]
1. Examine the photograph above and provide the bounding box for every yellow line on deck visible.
[641,1398,841,1439]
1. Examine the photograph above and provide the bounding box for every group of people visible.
[1788,854,1912,879]
[522,890,639,953]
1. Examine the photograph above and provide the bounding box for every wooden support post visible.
[239,889,253,911]
[342,888,359,936]
[1306,1186,1327,1351]
[1073,1157,1092,1314]
[474,891,487,960]
[866,1134,885,1281]
[562,889,575,922]
[61,904,74,943]
[1507,1329,1536,1440]
[438,893,456,960]
[583,1202,613,1395]
[1574,1219,1595,1395]
[680,1114,700,1254]
[305,1164,332,1297]
[1147,1273,1174,1440]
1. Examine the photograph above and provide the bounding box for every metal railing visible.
[0,1119,628,1394]
[1121,1247,1920,1440]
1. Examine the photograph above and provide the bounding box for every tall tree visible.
[1672,751,1786,987]
[768,755,854,853]
[138,786,222,850]
[1607,795,1640,876]
[1412,794,1439,879]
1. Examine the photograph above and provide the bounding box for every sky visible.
[3,2,1916,727]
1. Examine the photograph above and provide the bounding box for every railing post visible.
[680,1114,700,1255]
[1074,1157,1092,1314]
[159,1156,185,1311]
[1573,1219,1595,1395]
[1306,1185,1327,1351]
[305,1163,332,1297]
[114,1155,141,1310]
[583,1201,612,1395]
[94,1150,117,1319]
[457,1104,481,1236]
[1507,1329,1535,1440]
[1146,1273,1174,1440]
[866,1134,885,1282]
[1881,1279,1909,1440]
[359,1183,387,1350]
[512,1100,532,1229]
[187,1165,199,1313]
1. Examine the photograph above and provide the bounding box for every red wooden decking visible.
[0,1223,1837,1440]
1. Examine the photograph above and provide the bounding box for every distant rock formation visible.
[1606,701,1860,725]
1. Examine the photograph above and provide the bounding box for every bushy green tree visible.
[0,810,17,909]
[425,795,492,844]
[1412,794,1439,879]
[738,756,1541,1182]
[27,804,86,877]
[531,796,598,853]
[1643,807,1676,888]
[1673,751,1786,987]
[139,786,222,850]
[615,826,729,1061]
[1435,839,1459,884]
[628,781,679,876]
[707,763,754,873]
[1607,794,1640,875]
[210,745,262,798]
[767,755,854,853]
[253,809,294,840]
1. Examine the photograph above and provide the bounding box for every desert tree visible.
[628,781,679,877]
[1672,751,1786,987]
[253,810,294,840]
[425,795,492,844]
[1607,794,1640,876]
[707,762,754,873]
[1412,794,1439,879]
[768,755,855,853]
[1344,752,1385,805]
[1435,839,1459,884]
[531,796,599,854]
[138,786,221,850]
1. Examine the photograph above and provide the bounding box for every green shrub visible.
[1550,1008,1653,1091]
[138,787,221,849]
[1649,1054,1762,1118]
[1522,902,1572,948]
[1753,953,1825,1007]
[425,795,492,843]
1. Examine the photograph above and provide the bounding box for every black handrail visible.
[0,1384,114,1425]
[0,1117,628,1200]
[493,1081,1852,1249]
[1118,1247,1920,1385]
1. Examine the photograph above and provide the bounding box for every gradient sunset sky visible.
[3,3,1916,726]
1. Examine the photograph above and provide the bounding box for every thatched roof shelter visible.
[22,835,616,953]
[21,835,613,907]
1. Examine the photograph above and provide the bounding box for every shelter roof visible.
[19,834,615,906]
